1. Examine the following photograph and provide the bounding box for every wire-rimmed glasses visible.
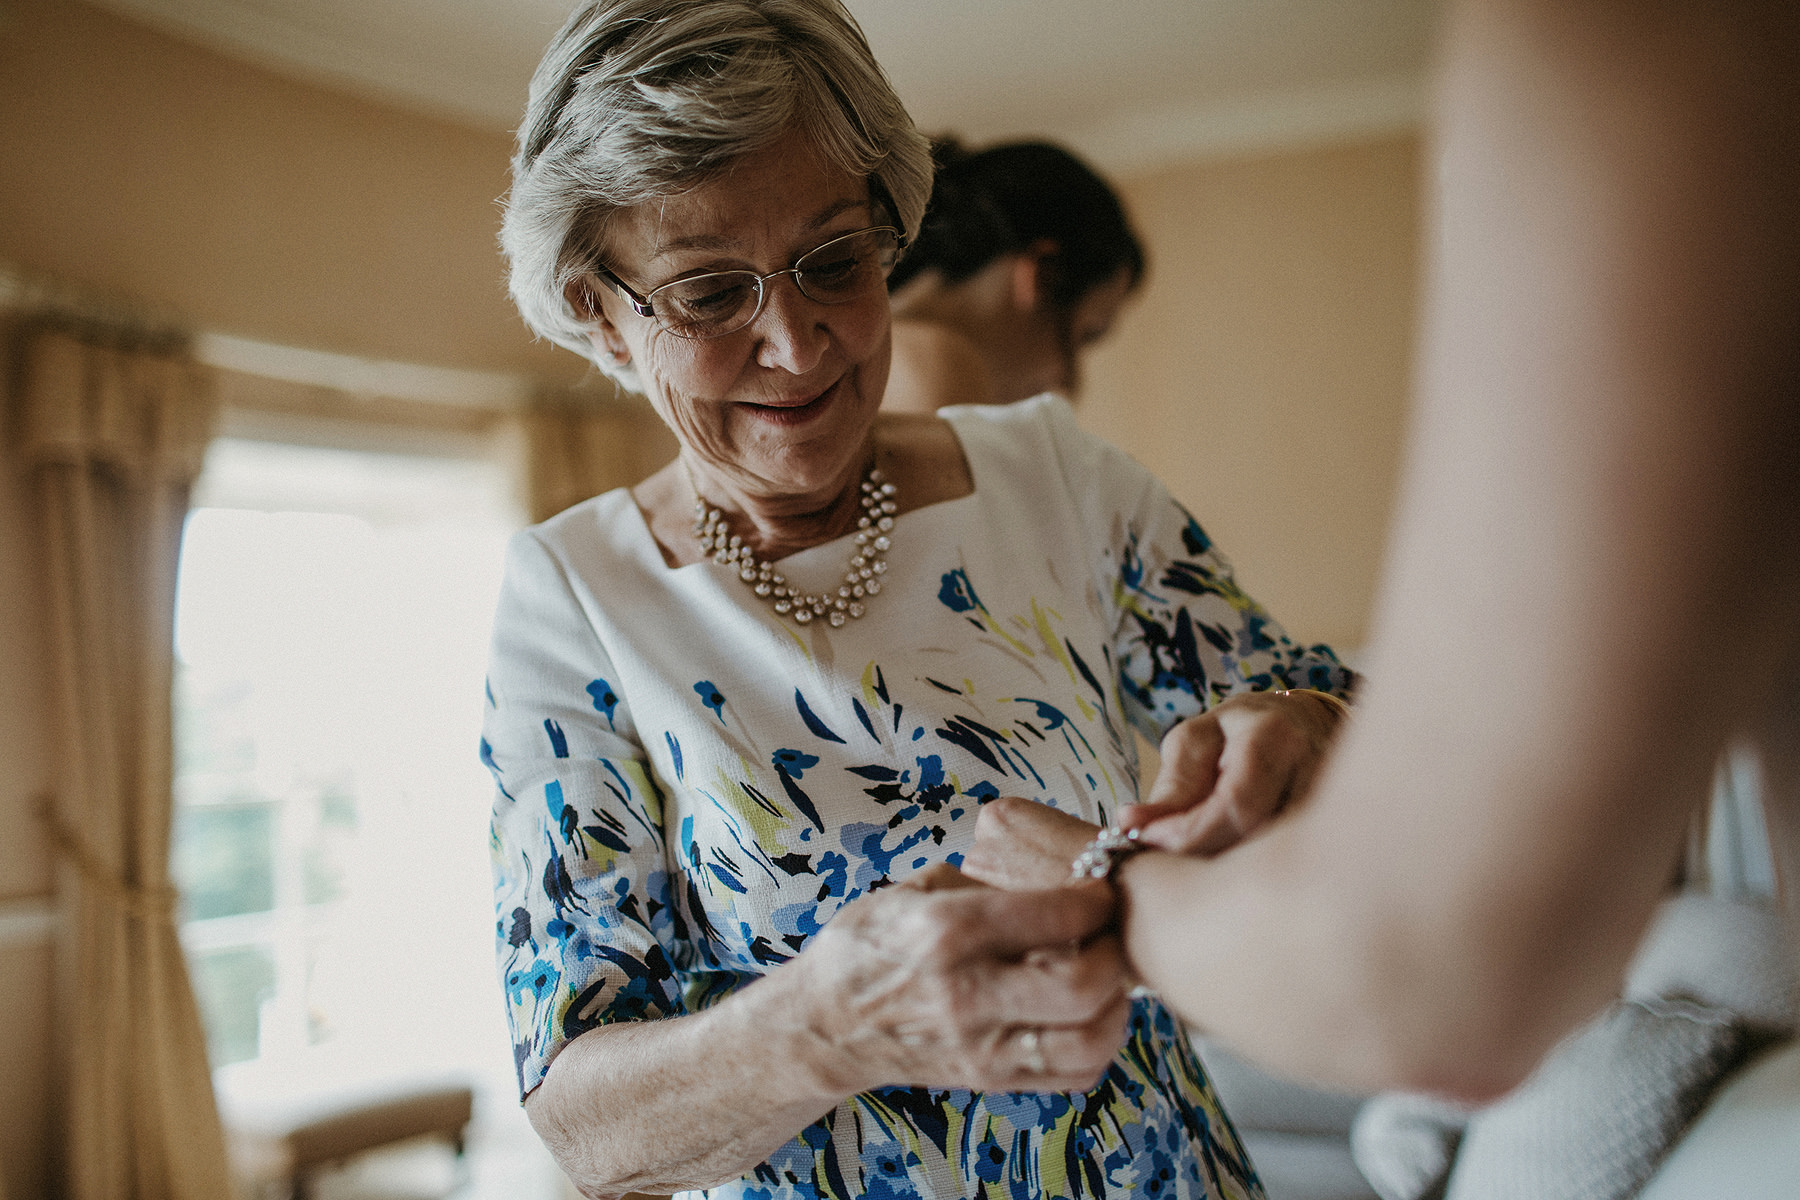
[594,226,906,340]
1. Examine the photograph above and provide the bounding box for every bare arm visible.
[1122,0,1800,1100]
[526,870,1130,1196]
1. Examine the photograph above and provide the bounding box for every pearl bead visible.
[690,461,893,629]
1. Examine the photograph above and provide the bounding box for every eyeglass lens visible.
[647,228,901,339]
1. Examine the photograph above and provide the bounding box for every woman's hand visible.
[1118,690,1345,856]
[525,865,1128,1196]
[962,797,1101,890]
[794,864,1132,1096]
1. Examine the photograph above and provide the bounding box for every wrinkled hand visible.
[1118,690,1345,856]
[798,863,1131,1095]
[963,797,1101,891]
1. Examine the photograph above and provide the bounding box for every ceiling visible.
[87,0,1440,174]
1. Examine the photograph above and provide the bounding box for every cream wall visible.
[0,0,576,381]
[1,2,1422,1193]
[1083,135,1422,655]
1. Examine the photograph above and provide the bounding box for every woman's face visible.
[1016,264,1137,402]
[583,129,893,511]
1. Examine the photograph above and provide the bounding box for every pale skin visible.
[1104,0,1800,1101]
[964,688,1351,890]
[884,250,1135,413]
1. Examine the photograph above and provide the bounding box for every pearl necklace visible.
[690,463,896,627]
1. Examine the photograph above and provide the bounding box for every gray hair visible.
[502,0,934,387]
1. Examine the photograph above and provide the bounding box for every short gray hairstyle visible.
[502,0,934,386]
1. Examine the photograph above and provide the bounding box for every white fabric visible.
[484,395,1350,1199]
[1634,1039,1800,1200]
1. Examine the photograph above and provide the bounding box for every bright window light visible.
[173,434,527,1108]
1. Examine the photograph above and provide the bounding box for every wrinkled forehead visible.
[596,131,878,271]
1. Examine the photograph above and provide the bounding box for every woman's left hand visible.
[963,797,1101,890]
[1119,689,1345,856]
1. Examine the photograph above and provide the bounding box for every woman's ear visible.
[566,278,633,368]
[1008,239,1063,312]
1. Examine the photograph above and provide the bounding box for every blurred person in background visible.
[883,139,1145,413]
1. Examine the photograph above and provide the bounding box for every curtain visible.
[1752,659,1800,964]
[9,324,231,1200]
[523,388,676,524]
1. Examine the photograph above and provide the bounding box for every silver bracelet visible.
[1070,825,1145,881]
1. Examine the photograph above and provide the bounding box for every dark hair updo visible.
[888,139,1146,308]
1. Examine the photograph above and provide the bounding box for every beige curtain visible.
[523,388,677,523]
[10,324,231,1200]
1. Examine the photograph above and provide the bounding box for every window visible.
[173,433,559,1190]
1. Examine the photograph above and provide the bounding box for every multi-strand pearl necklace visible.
[690,463,897,628]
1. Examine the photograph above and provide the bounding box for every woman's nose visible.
[751,274,829,375]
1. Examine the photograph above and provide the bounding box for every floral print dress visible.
[485,395,1352,1200]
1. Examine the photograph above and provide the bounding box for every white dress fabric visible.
[484,395,1352,1199]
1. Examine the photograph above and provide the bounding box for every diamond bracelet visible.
[1070,825,1146,881]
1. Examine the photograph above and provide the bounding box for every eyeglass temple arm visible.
[868,175,910,251]
[593,265,656,318]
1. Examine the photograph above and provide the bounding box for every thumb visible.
[1145,721,1224,809]
[974,880,1117,955]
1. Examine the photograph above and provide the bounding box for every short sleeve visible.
[1034,397,1355,741]
[483,528,683,1099]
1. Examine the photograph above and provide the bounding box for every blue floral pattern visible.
[485,396,1351,1199]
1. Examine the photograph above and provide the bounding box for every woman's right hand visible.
[1120,689,1345,855]
[524,865,1129,1195]
[789,864,1133,1096]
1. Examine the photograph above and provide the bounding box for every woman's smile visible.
[735,378,841,426]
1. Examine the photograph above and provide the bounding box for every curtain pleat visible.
[11,325,231,1200]
[523,391,676,523]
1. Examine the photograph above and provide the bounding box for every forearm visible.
[1116,720,1687,1101]
[527,967,848,1196]
[527,872,1131,1194]
[1121,0,1800,1098]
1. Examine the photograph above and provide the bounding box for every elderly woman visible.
[484,2,1353,1197]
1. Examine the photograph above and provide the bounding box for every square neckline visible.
[622,406,1000,573]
